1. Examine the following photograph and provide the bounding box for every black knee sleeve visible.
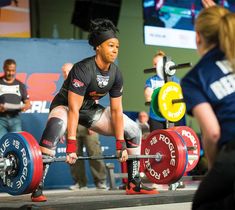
[40,117,66,150]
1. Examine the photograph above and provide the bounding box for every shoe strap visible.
[129,177,141,190]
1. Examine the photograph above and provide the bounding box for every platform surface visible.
[0,181,199,210]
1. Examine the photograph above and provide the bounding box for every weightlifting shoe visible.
[126,176,159,195]
[31,186,47,202]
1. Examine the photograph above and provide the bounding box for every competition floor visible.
[0,180,199,210]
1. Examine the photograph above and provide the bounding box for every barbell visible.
[0,126,200,195]
[143,57,192,78]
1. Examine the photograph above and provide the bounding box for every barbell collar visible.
[0,158,13,171]
[188,154,199,161]
[0,161,4,170]
[0,154,3,169]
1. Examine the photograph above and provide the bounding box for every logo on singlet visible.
[72,79,84,88]
[96,75,109,88]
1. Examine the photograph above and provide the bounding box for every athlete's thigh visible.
[90,106,114,136]
[48,105,68,123]
[90,106,141,141]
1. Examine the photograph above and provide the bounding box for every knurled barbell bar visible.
[41,152,198,164]
[42,154,162,163]
[172,98,185,104]
[0,126,200,195]
[0,152,198,172]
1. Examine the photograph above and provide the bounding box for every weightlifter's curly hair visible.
[88,18,119,49]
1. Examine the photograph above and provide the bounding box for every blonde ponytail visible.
[219,13,235,70]
[195,6,235,71]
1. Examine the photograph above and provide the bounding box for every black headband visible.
[89,30,117,47]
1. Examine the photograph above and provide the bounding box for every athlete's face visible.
[4,64,16,81]
[98,38,119,63]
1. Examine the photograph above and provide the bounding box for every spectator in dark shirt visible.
[0,59,31,138]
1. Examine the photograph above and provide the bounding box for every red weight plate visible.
[0,132,34,195]
[169,126,200,172]
[21,131,43,193]
[140,129,187,184]
[139,138,147,173]
[19,132,43,193]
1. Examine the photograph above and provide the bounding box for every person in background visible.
[181,4,235,209]
[136,111,150,139]
[31,18,158,202]
[61,63,107,190]
[144,50,180,131]
[0,59,31,138]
